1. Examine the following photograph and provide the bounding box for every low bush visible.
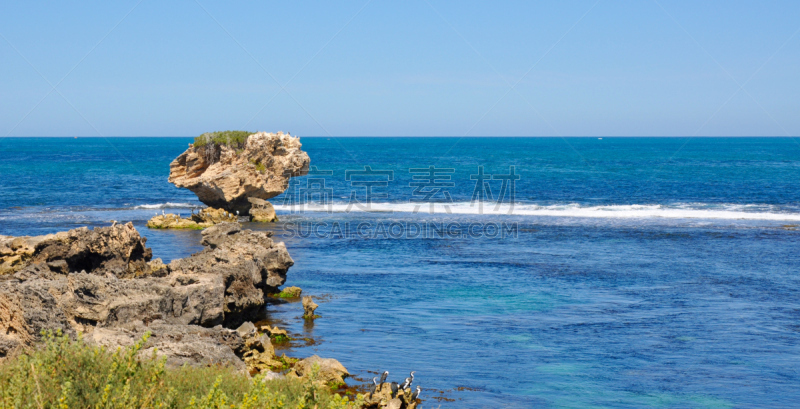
[193,131,252,149]
[0,330,363,409]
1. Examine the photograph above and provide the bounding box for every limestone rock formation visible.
[146,207,238,230]
[169,223,293,326]
[248,197,278,223]
[168,132,309,214]
[302,296,319,319]
[364,382,418,409]
[0,223,151,278]
[90,321,246,371]
[278,286,302,298]
[242,332,282,373]
[0,222,292,366]
[289,355,349,385]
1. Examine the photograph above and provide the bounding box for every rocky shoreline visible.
[0,222,292,367]
[0,131,423,408]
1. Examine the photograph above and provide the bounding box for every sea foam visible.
[273,202,800,221]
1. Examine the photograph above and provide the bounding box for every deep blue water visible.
[2,137,800,408]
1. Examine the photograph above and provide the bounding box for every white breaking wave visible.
[273,202,800,221]
[132,202,198,210]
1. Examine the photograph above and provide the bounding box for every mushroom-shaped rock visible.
[168,131,309,214]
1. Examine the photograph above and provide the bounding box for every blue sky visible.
[1,0,799,137]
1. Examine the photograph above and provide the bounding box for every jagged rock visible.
[0,235,45,275]
[302,296,318,319]
[0,292,34,359]
[364,382,403,408]
[0,223,150,278]
[260,325,287,337]
[2,269,225,335]
[0,222,294,364]
[289,355,349,386]
[168,223,294,326]
[242,332,282,374]
[0,280,73,360]
[386,398,403,409]
[146,208,238,230]
[146,213,204,230]
[236,321,257,337]
[146,258,169,277]
[168,132,309,214]
[279,286,302,298]
[89,321,246,371]
[248,197,278,223]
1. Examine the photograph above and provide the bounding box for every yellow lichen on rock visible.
[242,333,283,373]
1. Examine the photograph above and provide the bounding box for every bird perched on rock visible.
[368,377,378,396]
[390,382,399,398]
[411,385,421,401]
[401,377,412,390]
[409,371,415,383]
[379,371,388,388]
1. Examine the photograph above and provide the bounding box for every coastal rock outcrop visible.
[0,223,151,278]
[0,222,292,367]
[146,207,239,230]
[168,131,309,214]
[289,355,349,385]
[302,295,319,319]
[169,223,293,326]
[248,197,278,223]
[90,321,247,370]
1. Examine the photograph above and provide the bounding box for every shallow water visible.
[2,137,800,408]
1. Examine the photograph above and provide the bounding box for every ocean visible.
[2,136,800,408]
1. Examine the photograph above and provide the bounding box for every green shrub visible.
[0,330,363,409]
[249,159,267,174]
[193,131,253,149]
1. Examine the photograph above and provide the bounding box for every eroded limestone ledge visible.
[146,207,238,230]
[0,222,292,368]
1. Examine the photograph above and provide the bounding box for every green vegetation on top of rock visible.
[278,286,303,298]
[193,130,253,149]
[0,331,364,408]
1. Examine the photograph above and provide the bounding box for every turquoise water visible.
[2,137,800,408]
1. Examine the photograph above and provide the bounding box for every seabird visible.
[369,377,378,396]
[379,371,388,386]
[390,382,399,398]
[401,377,412,390]
[411,385,421,401]
[409,371,415,383]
